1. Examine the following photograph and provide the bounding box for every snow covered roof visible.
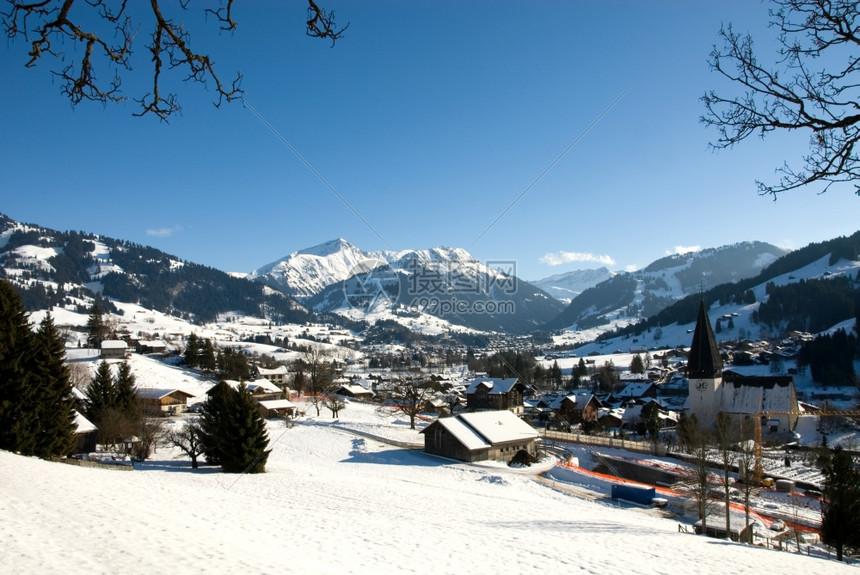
[137,388,195,400]
[423,410,539,451]
[465,377,520,395]
[257,365,288,376]
[258,399,296,410]
[100,340,128,350]
[617,382,654,398]
[458,411,539,445]
[223,379,282,394]
[73,410,98,433]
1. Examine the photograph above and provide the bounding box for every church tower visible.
[686,300,723,426]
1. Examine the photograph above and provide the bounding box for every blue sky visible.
[2,1,858,281]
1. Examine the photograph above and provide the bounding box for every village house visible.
[100,340,128,360]
[135,340,167,355]
[420,410,539,463]
[465,377,527,414]
[335,383,375,401]
[257,399,298,419]
[137,388,196,416]
[73,411,98,453]
[256,365,289,388]
[223,378,284,402]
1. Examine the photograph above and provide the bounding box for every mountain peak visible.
[296,238,355,258]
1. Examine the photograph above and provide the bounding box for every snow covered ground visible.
[1,402,855,575]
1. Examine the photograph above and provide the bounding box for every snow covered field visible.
[1,403,854,575]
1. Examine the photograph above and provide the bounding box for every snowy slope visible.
[531,267,614,304]
[1,403,851,575]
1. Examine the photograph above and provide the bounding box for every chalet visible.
[135,340,167,354]
[137,388,196,416]
[257,399,298,419]
[535,391,600,425]
[100,340,128,360]
[223,379,284,401]
[336,383,375,400]
[420,410,539,463]
[465,377,526,414]
[256,365,289,388]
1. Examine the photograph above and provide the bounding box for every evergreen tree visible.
[184,332,200,369]
[199,381,234,465]
[820,447,860,562]
[0,280,36,454]
[86,305,108,348]
[30,312,76,458]
[200,381,270,473]
[200,338,217,371]
[84,360,116,429]
[630,353,645,374]
[114,361,140,420]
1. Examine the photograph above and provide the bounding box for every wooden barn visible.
[420,410,539,463]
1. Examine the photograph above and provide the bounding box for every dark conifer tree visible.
[184,332,200,369]
[199,381,269,473]
[0,280,36,453]
[86,305,107,348]
[199,381,233,466]
[114,361,140,421]
[219,383,270,474]
[820,447,860,562]
[84,360,116,427]
[30,312,76,457]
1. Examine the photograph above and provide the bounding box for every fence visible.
[541,429,667,456]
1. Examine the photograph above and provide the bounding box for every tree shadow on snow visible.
[134,458,221,474]
[340,437,447,467]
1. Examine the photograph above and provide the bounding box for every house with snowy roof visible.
[465,377,527,414]
[256,365,289,388]
[100,340,128,360]
[420,410,539,463]
[335,382,374,400]
[137,388,196,416]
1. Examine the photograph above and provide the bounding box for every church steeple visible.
[687,299,723,379]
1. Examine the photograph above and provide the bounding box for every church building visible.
[685,300,799,442]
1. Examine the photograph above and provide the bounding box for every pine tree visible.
[199,381,233,465]
[630,353,645,374]
[30,312,76,458]
[220,383,270,473]
[0,280,36,454]
[199,381,269,473]
[84,360,116,429]
[114,361,139,419]
[184,332,200,369]
[820,447,860,561]
[86,305,107,348]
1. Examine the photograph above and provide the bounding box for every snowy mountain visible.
[556,233,860,352]
[0,214,309,325]
[249,238,382,298]
[544,242,788,333]
[299,243,565,334]
[531,267,614,304]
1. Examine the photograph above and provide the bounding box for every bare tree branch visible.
[306,0,347,46]
[3,0,348,120]
[702,0,860,197]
